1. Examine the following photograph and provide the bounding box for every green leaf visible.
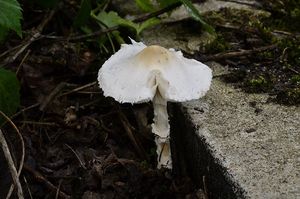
[92,11,126,46]
[111,31,125,44]
[93,11,119,27]
[0,68,20,125]
[135,0,156,12]
[0,25,8,43]
[157,0,179,8]
[156,0,214,33]
[137,18,160,35]
[95,11,137,29]
[94,11,160,36]
[179,0,215,33]
[0,0,22,37]
[74,0,92,27]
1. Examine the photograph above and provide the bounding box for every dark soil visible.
[0,1,205,199]
[0,40,203,198]
[197,6,300,105]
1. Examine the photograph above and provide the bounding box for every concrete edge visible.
[171,103,247,199]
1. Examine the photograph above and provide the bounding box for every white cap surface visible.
[98,39,212,103]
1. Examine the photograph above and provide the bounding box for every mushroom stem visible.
[152,92,172,169]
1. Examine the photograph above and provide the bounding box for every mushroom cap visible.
[98,39,212,103]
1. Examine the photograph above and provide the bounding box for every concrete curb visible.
[172,62,300,198]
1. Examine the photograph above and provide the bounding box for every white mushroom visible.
[98,39,212,169]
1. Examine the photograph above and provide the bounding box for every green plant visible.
[246,76,270,92]
[92,11,160,36]
[135,0,156,12]
[204,33,229,53]
[291,75,300,84]
[0,0,23,41]
[71,0,214,52]
[74,0,92,27]
[0,68,20,125]
[136,0,215,33]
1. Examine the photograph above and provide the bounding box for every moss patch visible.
[200,6,300,105]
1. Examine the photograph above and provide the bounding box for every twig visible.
[55,180,63,199]
[4,8,57,64]
[43,26,119,41]
[7,32,41,64]
[280,47,289,62]
[65,144,87,169]
[215,23,300,38]
[10,103,40,120]
[20,121,59,126]
[36,8,57,32]
[23,164,70,199]
[58,81,97,97]
[23,177,33,199]
[0,111,25,199]
[200,44,277,61]
[0,42,26,59]
[0,33,49,59]
[99,119,114,133]
[272,30,300,37]
[16,50,31,75]
[44,2,182,42]
[279,47,300,74]
[79,99,102,109]
[39,82,69,111]
[133,2,182,23]
[76,91,101,94]
[117,108,148,161]
[0,129,24,199]
[215,23,256,34]
[221,0,263,9]
[203,175,209,199]
[288,68,300,74]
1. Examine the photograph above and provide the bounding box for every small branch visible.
[272,30,300,37]
[133,2,182,23]
[4,8,58,64]
[203,176,209,199]
[23,164,70,199]
[43,26,119,42]
[221,0,263,9]
[58,81,97,97]
[23,177,33,199]
[36,8,57,32]
[45,2,182,42]
[215,23,300,38]
[288,68,300,74]
[7,32,41,64]
[55,180,63,199]
[0,129,24,199]
[20,121,59,126]
[215,23,257,34]
[39,82,69,111]
[16,50,31,75]
[10,103,40,120]
[200,44,277,61]
[117,108,148,161]
[65,144,87,170]
[0,111,25,199]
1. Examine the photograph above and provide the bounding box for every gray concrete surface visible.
[180,62,300,198]
[165,0,268,23]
